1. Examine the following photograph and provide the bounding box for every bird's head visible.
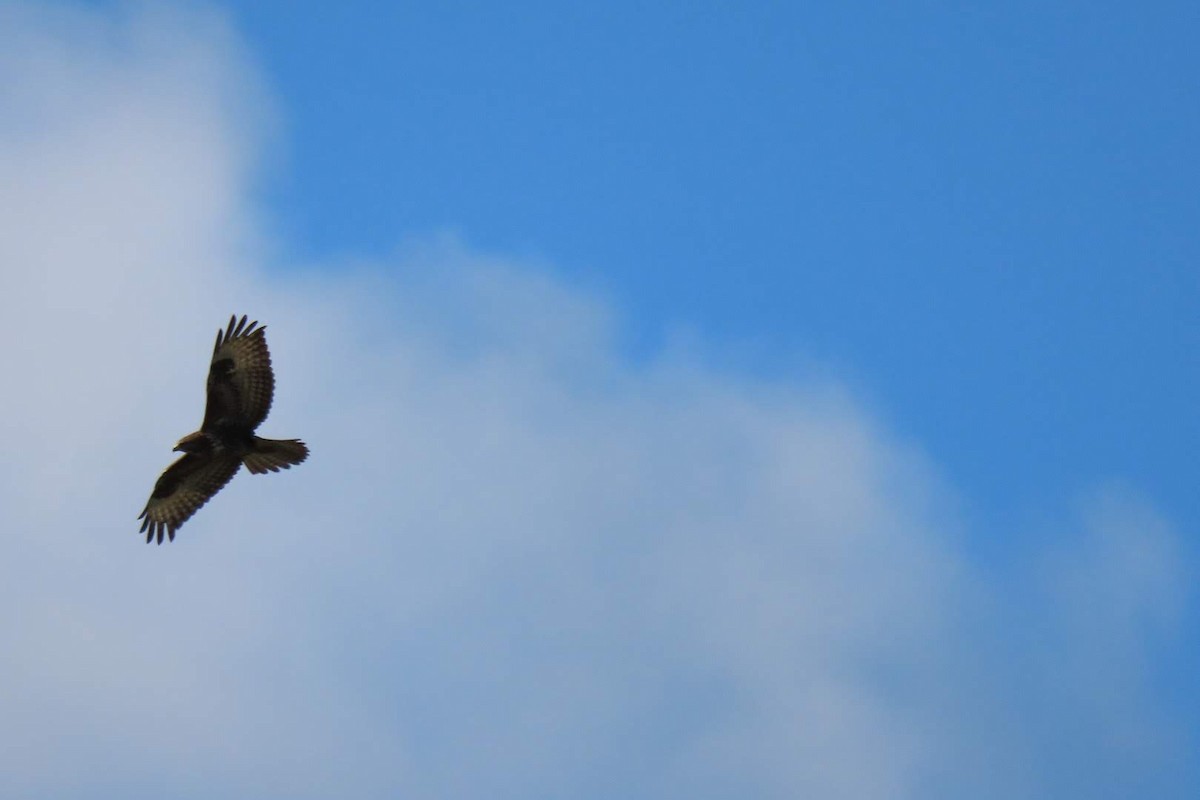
[173,432,210,454]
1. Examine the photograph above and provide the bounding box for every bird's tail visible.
[244,437,310,474]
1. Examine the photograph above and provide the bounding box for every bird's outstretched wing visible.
[202,314,275,431]
[138,452,242,544]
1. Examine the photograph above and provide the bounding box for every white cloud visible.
[0,4,1192,798]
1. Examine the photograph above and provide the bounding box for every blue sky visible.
[228,1,1198,532]
[0,2,1196,797]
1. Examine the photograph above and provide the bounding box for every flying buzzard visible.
[139,314,309,543]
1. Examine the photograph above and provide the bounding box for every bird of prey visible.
[138,314,309,543]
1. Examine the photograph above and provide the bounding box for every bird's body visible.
[139,315,308,543]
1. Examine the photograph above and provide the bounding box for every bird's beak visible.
[172,443,183,452]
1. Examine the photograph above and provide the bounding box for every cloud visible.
[0,4,1193,798]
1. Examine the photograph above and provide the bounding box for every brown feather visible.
[202,314,275,431]
[138,452,242,544]
[244,438,310,474]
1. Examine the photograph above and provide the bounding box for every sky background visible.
[229,0,1200,531]
[0,1,1196,797]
